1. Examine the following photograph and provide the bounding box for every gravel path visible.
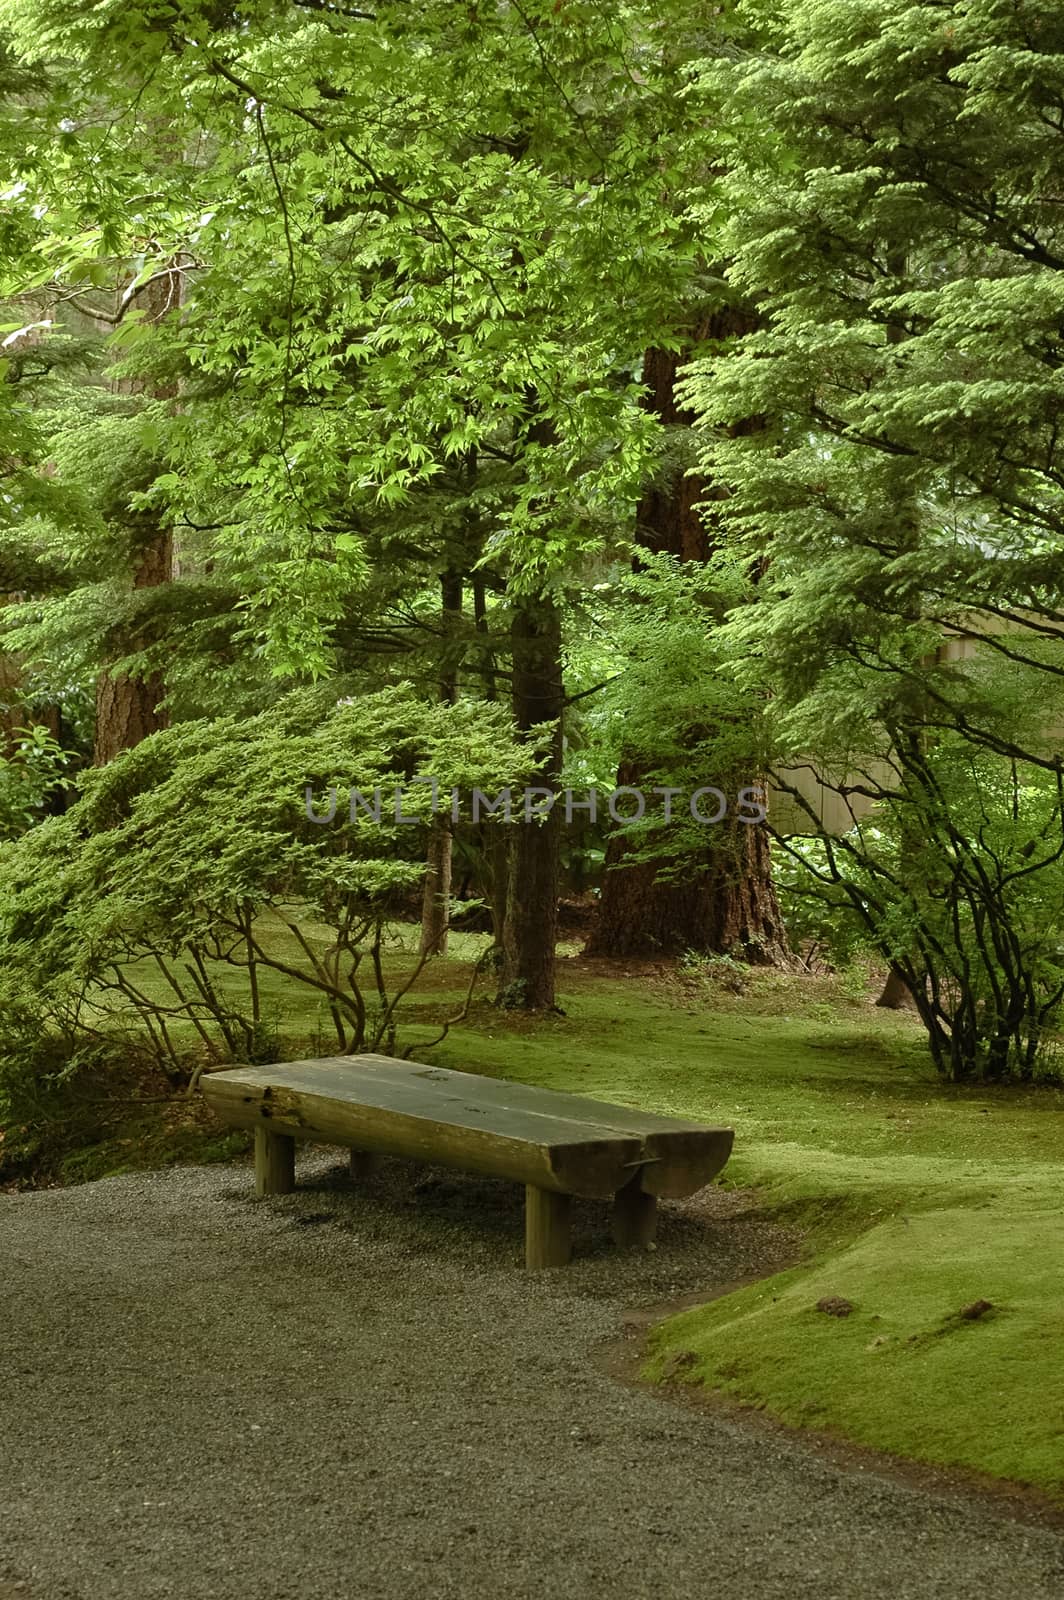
[2,1154,1062,1600]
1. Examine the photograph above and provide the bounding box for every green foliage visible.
[0,380,277,725]
[772,837,873,971]
[772,705,1064,1081]
[0,722,72,837]
[675,949,751,996]
[564,552,770,865]
[0,685,527,1076]
[682,0,1064,768]
[0,1021,250,1185]
[673,0,1064,1076]
[3,0,1064,1084]
[0,0,725,673]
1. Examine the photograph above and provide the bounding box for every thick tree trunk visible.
[495,598,564,1009]
[876,965,917,1009]
[487,826,510,945]
[93,531,172,764]
[586,314,787,962]
[419,817,453,958]
[587,761,787,961]
[0,615,24,755]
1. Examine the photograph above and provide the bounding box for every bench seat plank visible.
[318,1054,710,1135]
[204,1062,643,1196]
[320,1055,733,1198]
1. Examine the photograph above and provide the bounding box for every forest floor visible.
[3,940,1063,1537]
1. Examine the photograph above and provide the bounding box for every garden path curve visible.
[2,1156,1062,1600]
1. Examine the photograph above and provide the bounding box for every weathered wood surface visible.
[611,1173,658,1249]
[254,1127,295,1198]
[203,1055,734,1201]
[348,1149,383,1182]
[525,1185,572,1269]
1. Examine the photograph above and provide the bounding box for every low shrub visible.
[0,684,526,1092]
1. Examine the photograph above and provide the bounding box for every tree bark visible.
[586,313,787,962]
[419,817,453,957]
[93,266,180,766]
[876,966,915,1009]
[587,760,787,961]
[419,570,461,958]
[0,610,24,755]
[94,531,172,764]
[495,597,564,1009]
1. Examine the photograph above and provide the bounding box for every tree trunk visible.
[586,314,787,962]
[495,597,564,1009]
[585,764,787,962]
[0,607,24,755]
[419,817,453,958]
[93,530,172,764]
[94,265,180,766]
[876,967,914,1008]
[419,569,462,957]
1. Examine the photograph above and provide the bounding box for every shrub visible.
[0,723,73,838]
[773,750,1064,1082]
[0,684,527,1083]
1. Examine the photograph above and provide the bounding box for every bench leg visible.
[612,1174,657,1249]
[525,1186,571,1269]
[255,1126,295,1197]
[349,1149,382,1182]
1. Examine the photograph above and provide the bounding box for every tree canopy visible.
[1,0,1063,1078]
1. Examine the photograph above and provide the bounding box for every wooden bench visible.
[201,1055,734,1269]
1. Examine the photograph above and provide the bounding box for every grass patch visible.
[644,1206,1064,1497]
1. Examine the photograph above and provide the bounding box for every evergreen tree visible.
[682,0,1064,1075]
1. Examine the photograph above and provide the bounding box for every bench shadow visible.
[225,1150,800,1296]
